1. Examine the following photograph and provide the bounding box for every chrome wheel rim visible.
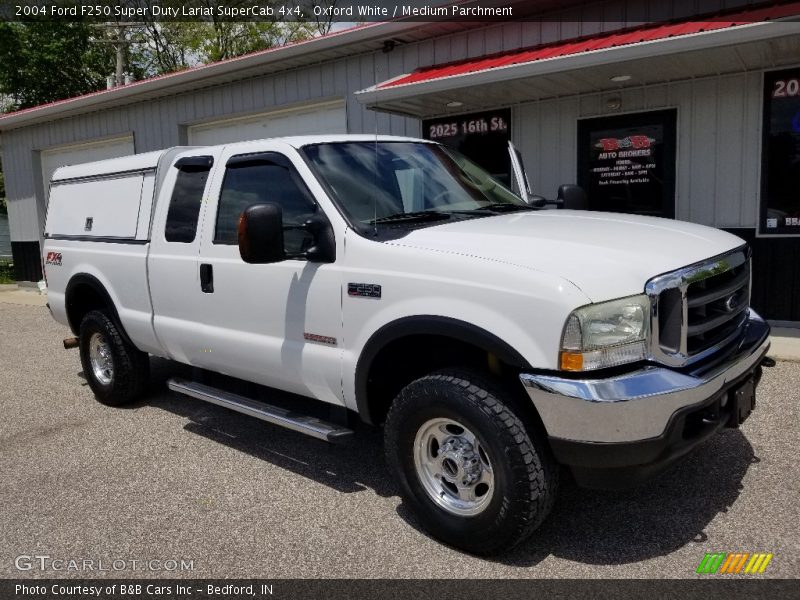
[88,332,114,386]
[413,417,494,517]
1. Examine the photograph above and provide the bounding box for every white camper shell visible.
[45,149,186,242]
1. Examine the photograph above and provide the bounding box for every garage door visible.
[188,101,346,146]
[41,135,135,203]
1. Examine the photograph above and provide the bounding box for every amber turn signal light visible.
[559,351,584,372]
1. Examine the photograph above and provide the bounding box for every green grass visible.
[0,260,15,284]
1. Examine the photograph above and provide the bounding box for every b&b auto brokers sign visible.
[589,134,658,188]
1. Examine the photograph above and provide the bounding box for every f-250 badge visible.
[348,283,381,299]
[45,252,62,266]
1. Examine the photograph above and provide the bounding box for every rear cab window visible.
[164,156,214,243]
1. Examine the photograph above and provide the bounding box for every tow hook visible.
[761,356,776,368]
[63,337,79,349]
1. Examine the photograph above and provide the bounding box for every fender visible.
[64,273,136,348]
[355,315,532,424]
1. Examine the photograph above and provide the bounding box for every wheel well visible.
[360,333,529,427]
[64,275,124,342]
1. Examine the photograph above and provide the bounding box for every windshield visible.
[302,141,529,228]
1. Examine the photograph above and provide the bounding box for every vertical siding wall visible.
[0,0,761,242]
[514,71,764,228]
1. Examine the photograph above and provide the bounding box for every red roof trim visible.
[377,2,800,90]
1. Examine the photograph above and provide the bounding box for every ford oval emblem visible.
[724,294,740,313]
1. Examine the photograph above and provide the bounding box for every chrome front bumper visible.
[520,310,770,444]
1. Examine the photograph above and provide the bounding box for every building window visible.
[423,109,512,187]
[761,68,800,235]
[577,110,677,219]
[164,158,213,243]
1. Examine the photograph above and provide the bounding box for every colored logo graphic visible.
[595,135,656,151]
[696,552,773,574]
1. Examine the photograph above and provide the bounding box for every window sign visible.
[578,110,676,219]
[423,109,511,186]
[761,68,800,235]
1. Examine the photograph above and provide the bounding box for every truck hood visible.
[386,210,745,302]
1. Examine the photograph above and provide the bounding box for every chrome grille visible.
[685,262,749,354]
[646,247,751,367]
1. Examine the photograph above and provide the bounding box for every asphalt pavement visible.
[1,303,798,579]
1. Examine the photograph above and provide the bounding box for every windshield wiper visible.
[471,203,536,213]
[443,203,535,215]
[370,211,452,225]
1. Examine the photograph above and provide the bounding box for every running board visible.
[167,378,353,443]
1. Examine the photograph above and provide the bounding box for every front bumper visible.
[519,310,770,489]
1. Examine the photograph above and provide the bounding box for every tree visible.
[0,22,115,110]
[189,21,313,63]
[137,1,316,75]
[0,7,317,108]
[137,22,197,74]
[303,0,340,36]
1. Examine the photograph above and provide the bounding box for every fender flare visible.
[354,315,532,424]
[64,273,135,348]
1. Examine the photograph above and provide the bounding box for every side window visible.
[165,157,213,243]
[215,156,317,254]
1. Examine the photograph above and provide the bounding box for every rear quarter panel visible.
[43,240,161,356]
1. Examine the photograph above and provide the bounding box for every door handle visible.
[200,263,214,293]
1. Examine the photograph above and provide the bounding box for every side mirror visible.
[238,203,285,264]
[556,184,588,210]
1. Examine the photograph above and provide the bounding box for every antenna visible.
[373,115,379,236]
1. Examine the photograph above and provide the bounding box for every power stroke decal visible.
[303,333,337,346]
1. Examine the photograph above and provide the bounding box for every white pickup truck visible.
[43,135,769,554]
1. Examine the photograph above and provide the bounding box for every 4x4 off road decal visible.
[45,252,62,266]
[348,283,381,299]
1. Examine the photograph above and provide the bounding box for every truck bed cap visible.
[51,150,166,183]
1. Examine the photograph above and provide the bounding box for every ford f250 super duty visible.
[43,135,770,554]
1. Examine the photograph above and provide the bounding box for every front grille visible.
[647,248,751,366]
[685,262,749,355]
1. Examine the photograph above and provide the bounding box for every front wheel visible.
[384,369,558,555]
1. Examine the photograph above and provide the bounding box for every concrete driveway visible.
[1,303,798,579]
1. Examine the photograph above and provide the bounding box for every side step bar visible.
[167,378,353,443]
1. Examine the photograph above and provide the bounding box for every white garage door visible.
[188,101,346,146]
[41,135,135,202]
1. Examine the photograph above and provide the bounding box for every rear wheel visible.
[79,310,149,406]
[384,369,558,555]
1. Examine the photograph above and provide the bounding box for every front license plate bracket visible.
[726,376,756,428]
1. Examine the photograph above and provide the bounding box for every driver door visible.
[192,145,344,406]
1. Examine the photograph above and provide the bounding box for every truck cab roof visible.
[50,135,427,183]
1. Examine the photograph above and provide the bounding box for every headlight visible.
[559,295,650,371]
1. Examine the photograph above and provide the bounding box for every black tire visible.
[79,310,149,406]
[384,369,558,555]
